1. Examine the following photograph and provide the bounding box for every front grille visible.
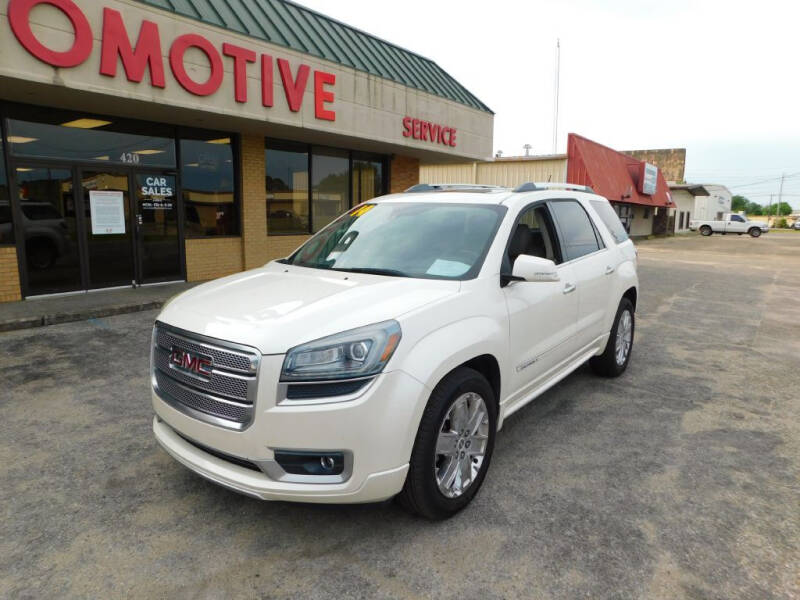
[153,323,260,429]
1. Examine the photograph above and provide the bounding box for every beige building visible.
[0,0,493,301]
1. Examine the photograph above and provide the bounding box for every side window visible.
[504,204,562,272]
[550,200,602,261]
[590,199,629,243]
[730,214,744,223]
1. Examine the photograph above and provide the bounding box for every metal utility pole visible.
[552,38,560,154]
[777,172,785,220]
[523,144,532,157]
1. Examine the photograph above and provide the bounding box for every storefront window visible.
[312,148,350,232]
[266,144,309,235]
[266,139,386,235]
[180,134,238,236]
[0,130,12,244]
[352,158,384,204]
[6,118,175,168]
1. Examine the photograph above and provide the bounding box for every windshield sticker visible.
[350,204,375,218]
[426,259,470,277]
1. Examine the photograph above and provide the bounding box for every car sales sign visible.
[639,163,658,196]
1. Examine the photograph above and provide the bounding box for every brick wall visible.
[185,237,243,282]
[0,247,22,302]
[623,148,686,183]
[390,155,420,193]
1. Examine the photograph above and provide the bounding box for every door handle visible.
[604,265,615,275]
[563,283,576,295]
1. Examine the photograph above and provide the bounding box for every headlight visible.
[281,320,402,381]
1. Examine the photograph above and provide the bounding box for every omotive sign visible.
[402,117,457,147]
[6,0,337,121]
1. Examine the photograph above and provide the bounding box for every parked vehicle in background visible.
[689,213,769,237]
[150,183,639,519]
[792,220,800,230]
[0,201,71,269]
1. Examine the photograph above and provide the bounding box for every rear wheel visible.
[749,227,762,238]
[590,298,635,377]
[700,225,712,236]
[398,367,497,519]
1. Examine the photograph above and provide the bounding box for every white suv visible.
[151,183,638,519]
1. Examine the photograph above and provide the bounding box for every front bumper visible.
[152,359,427,503]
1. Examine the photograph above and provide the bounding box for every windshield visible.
[285,202,507,279]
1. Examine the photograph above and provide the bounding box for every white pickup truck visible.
[689,213,769,237]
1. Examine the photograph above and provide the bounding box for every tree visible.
[731,195,748,212]
[747,201,764,215]
[763,202,793,216]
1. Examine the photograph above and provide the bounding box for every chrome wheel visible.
[615,309,633,366]
[434,392,489,498]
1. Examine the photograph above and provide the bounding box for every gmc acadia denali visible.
[151,182,638,519]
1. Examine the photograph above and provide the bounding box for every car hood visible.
[158,262,460,354]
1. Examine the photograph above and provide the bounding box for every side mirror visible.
[512,254,560,282]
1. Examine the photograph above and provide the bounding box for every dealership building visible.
[0,0,493,302]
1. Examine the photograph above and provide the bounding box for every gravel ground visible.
[1,233,798,599]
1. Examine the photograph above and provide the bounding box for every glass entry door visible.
[135,173,181,283]
[81,169,133,289]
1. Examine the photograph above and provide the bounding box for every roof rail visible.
[405,183,508,193]
[512,182,595,194]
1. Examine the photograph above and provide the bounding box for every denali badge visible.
[169,346,213,378]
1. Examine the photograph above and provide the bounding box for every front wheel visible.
[398,367,497,519]
[700,225,712,236]
[590,298,635,377]
[749,228,762,238]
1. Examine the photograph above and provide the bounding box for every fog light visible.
[274,451,345,476]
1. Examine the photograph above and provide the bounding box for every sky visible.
[293,0,800,210]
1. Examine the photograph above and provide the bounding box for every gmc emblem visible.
[169,346,213,378]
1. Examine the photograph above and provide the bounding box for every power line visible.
[729,171,800,189]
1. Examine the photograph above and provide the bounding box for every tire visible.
[398,367,497,520]
[26,239,58,270]
[700,225,712,236]
[749,228,761,238]
[589,298,635,377]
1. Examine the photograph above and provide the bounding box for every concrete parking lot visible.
[1,233,798,599]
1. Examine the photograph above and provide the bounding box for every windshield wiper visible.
[332,267,410,278]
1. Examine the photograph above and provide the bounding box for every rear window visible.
[590,200,629,243]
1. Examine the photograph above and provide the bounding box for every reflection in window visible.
[312,148,349,232]
[16,166,82,295]
[6,118,175,168]
[0,136,11,244]
[266,145,309,235]
[180,136,238,236]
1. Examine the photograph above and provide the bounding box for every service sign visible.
[639,162,658,196]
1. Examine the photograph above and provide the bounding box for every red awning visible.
[566,134,675,208]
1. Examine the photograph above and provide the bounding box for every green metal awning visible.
[134,0,492,113]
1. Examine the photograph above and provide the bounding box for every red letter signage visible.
[8,0,93,68]
[7,2,339,122]
[402,116,457,148]
[100,8,165,87]
[222,43,256,103]
[169,34,223,97]
[278,58,310,112]
[314,71,336,121]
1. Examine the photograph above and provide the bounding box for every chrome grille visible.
[152,323,260,430]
